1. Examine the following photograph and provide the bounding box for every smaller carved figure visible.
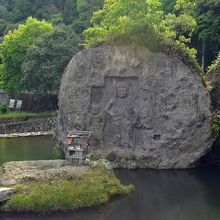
[87,104,103,148]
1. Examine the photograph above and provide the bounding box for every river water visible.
[0,136,55,165]
[1,137,220,220]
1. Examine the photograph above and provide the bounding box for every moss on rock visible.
[1,167,134,213]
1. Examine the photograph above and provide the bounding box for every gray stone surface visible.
[0,160,89,186]
[0,187,15,202]
[56,44,213,169]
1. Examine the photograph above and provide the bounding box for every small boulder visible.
[106,151,117,161]
[90,159,112,170]
[0,187,15,203]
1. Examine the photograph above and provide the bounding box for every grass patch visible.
[0,111,55,119]
[1,167,134,213]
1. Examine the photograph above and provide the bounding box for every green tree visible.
[35,4,60,21]
[21,25,81,96]
[84,0,196,53]
[12,0,33,21]
[63,0,78,24]
[194,0,220,71]
[72,0,104,33]
[0,19,7,37]
[0,5,9,20]
[0,17,53,94]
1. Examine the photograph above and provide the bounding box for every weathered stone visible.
[0,160,89,186]
[90,159,112,170]
[206,67,220,110]
[0,188,15,203]
[106,151,117,161]
[56,44,213,169]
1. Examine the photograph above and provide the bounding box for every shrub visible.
[0,103,9,114]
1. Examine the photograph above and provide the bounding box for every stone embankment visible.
[0,117,56,137]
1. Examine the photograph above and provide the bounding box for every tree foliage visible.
[0,0,219,96]
[208,51,220,74]
[21,25,81,96]
[83,0,197,58]
[194,0,220,68]
[0,17,53,94]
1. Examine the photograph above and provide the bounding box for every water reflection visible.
[0,136,55,165]
[1,168,220,220]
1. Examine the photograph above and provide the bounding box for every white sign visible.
[9,99,15,109]
[16,100,23,110]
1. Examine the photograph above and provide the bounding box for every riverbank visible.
[0,160,134,213]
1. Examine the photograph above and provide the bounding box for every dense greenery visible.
[0,0,219,97]
[22,25,81,96]
[211,111,220,139]
[0,0,103,96]
[0,17,53,94]
[84,0,201,73]
[2,167,134,213]
[208,52,220,74]
[194,0,220,70]
[84,0,196,48]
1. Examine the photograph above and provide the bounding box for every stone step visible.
[0,187,15,203]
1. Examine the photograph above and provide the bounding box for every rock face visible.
[57,44,213,169]
[206,67,220,109]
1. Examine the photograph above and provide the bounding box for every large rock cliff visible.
[56,44,213,169]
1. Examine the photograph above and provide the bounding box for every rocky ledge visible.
[0,160,133,213]
[0,160,89,186]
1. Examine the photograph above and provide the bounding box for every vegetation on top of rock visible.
[1,167,134,213]
[83,0,202,75]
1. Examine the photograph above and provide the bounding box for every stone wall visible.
[0,117,56,134]
[57,43,213,169]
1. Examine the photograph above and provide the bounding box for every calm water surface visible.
[1,137,220,220]
[0,136,55,165]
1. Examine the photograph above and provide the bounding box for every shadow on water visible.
[2,168,220,220]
